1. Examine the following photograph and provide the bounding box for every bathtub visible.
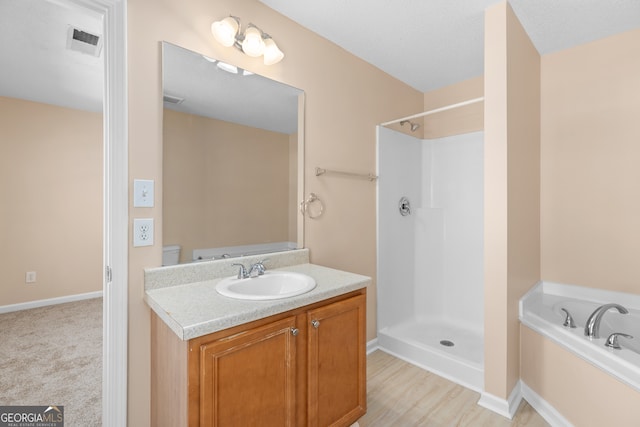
[520,281,640,392]
[192,241,297,261]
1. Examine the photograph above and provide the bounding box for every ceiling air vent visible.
[163,94,185,105]
[67,26,103,57]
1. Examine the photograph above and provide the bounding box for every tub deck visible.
[520,281,640,392]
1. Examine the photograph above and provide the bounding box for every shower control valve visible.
[399,197,411,216]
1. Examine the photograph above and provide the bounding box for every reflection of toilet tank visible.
[162,245,181,266]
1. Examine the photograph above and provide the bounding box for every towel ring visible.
[300,193,324,219]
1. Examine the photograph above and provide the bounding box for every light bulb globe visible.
[211,17,239,47]
[263,38,284,65]
[241,26,265,57]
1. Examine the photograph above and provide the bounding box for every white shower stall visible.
[376,125,484,391]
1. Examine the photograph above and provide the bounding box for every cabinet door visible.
[307,294,366,427]
[200,316,298,427]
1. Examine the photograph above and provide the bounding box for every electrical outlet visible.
[133,218,154,247]
[26,271,37,284]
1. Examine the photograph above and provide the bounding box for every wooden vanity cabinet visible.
[307,295,367,427]
[199,316,298,426]
[151,289,366,427]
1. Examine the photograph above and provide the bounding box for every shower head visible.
[400,120,420,132]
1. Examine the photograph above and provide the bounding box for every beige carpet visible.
[0,298,102,426]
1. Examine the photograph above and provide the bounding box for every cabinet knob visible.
[311,320,320,329]
[291,328,299,336]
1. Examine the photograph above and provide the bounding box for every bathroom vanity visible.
[145,250,369,427]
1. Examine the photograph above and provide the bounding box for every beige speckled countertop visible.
[144,250,370,340]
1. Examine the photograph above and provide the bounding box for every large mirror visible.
[162,42,304,264]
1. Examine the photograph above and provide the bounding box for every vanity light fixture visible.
[213,61,254,76]
[216,61,238,74]
[203,54,255,76]
[211,16,284,65]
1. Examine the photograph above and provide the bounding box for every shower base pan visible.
[377,317,484,392]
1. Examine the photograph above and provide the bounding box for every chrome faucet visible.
[232,259,268,279]
[605,332,634,350]
[232,263,249,279]
[560,308,576,328]
[584,303,629,339]
[248,259,268,278]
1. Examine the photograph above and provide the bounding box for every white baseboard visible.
[0,291,103,314]
[477,380,522,419]
[521,382,573,427]
[366,338,379,355]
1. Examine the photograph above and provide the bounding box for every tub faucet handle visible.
[560,308,576,328]
[605,332,633,350]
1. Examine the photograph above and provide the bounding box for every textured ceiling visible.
[0,0,103,112]
[1,0,639,116]
[260,0,640,92]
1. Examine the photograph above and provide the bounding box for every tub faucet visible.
[584,303,629,339]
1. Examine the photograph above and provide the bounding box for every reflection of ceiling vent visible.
[163,94,185,105]
[67,26,103,57]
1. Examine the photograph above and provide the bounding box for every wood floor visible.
[359,350,550,427]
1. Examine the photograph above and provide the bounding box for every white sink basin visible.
[215,271,316,300]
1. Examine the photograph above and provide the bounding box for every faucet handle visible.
[252,259,269,270]
[561,308,576,328]
[231,263,248,279]
[605,332,633,350]
[248,259,268,277]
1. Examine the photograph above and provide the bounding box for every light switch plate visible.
[133,179,154,207]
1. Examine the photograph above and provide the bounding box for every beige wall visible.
[540,29,640,294]
[384,75,483,139]
[423,76,484,138]
[521,326,640,425]
[163,109,292,263]
[484,2,541,399]
[0,96,102,306]
[521,28,640,421]
[128,0,423,424]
